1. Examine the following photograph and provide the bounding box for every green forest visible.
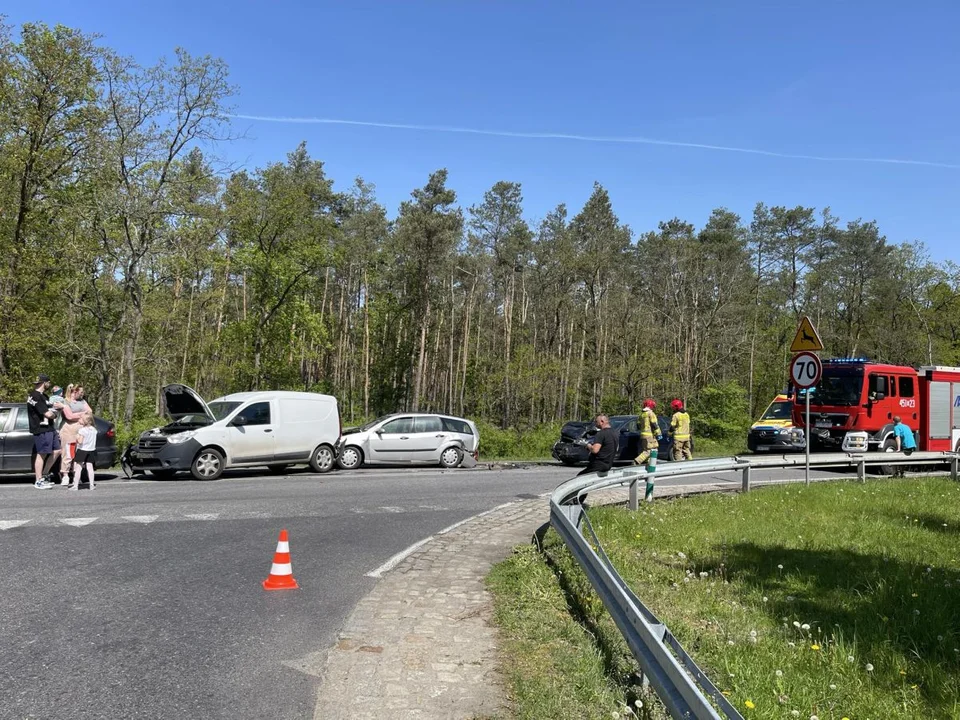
[3,22,959,446]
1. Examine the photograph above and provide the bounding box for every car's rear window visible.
[441,417,472,434]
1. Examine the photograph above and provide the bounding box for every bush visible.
[694,381,750,444]
[474,420,560,460]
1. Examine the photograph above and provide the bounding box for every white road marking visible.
[185,513,219,520]
[377,506,405,513]
[365,536,435,578]
[60,517,98,527]
[122,515,159,524]
[0,520,30,530]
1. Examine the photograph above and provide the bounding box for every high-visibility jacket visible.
[640,409,659,439]
[671,411,691,441]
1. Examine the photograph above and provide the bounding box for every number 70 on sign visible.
[790,351,822,389]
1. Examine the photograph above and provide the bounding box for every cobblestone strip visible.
[312,477,838,719]
[314,499,549,720]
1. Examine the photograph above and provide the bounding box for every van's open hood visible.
[162,384,214,422]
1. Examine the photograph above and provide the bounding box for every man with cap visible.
[27,374,63,489]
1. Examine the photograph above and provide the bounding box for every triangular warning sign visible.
[790,316,824,352]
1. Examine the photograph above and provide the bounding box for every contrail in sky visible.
[228,113,960,170]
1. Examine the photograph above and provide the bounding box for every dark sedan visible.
[551,414,689,466]
[0,403,117,476]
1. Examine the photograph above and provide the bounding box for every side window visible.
[889,376,897,397]
[440,417,472,434]
[898,376,915,397]
[0,408,10,431]
[868,374,888,397]
[235,402,271,426]
[381,417,413,434]
[13,408,29,431]
[622,419,638,433]
[414,416,442,433]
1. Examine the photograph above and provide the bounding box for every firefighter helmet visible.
[671,399,684,411]
[642,398,656,410]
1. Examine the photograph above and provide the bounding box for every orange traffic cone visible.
[263,529,299,590]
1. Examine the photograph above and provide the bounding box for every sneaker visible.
[60,476,70,486]
[34,479,53,489]
[68,485,78,491]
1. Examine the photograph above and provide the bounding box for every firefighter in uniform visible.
[669,399,693,460]
[634,399,661,465]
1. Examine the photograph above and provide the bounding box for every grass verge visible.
[488,478,960,719]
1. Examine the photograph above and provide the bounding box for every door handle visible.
[435,434,447,438]
[400,436,409,440]
[264,429,273,433]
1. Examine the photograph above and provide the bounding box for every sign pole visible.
[805,391,810,486]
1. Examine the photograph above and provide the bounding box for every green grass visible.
[488,478,960,719]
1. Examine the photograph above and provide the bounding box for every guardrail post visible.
[629,478,638,511]
[741,465,751,493]
[952,455,959,482]
[857,459,865,483]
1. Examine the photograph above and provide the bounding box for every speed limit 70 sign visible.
[790,351,822,389]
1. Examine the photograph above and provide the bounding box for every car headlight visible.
[778,428,793,435]
[167,431,197,445]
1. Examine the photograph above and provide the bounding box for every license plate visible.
[815,421,832,428]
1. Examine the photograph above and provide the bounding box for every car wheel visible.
[668,445,677,462]
[309,444,335,473]
[191,448,224,481]
[148,469,177,479]
[439,446,463,469]
[337,446,363,470]
[267,464,290,475]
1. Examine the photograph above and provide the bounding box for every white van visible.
[131,384,341,480]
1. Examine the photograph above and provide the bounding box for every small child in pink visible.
[70,415,97,491]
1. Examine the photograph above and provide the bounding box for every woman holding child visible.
[58,384,92,486]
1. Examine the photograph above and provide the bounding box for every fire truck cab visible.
[793,359,960,453]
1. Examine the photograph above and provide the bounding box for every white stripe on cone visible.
[270,562,293,575]
[276,541,289,553]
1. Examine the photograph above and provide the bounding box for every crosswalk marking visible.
[0,520,30,530]
[60,517,98,527]
[122,515,159,524]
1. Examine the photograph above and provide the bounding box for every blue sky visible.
[12,2,960,261]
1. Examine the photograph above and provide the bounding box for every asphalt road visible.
[0,461,856,720]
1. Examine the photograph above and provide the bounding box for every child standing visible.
[70,414,97,491]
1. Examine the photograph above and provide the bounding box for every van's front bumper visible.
[130,438,203,472]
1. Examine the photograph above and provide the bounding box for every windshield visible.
[800,369,864,406]
[208,401,241,421]
[761,400,793,421]
[359,414,395,432]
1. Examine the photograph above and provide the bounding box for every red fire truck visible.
[792,359,960,453]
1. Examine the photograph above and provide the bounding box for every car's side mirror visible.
[231,415,247,427]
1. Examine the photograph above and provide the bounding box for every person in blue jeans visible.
[892,415,916,477]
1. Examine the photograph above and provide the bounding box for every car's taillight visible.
[106,427,115,438]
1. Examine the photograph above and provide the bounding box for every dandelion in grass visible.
[790,712,800,718]
[847,655,855,663]
[793,621,801,628]
[762,596,768,602]
[775,669,783,677]
[829,684,836,690]
[788,641,796,647]
[899,670,907,676]
[801,623,810,631]
[865,663,874,671]
[810,644,821,651]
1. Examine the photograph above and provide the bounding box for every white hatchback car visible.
[336,413,479,469]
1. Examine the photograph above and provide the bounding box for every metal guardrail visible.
[549,451,959,720]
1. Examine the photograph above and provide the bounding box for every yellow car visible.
[747,394,804,452]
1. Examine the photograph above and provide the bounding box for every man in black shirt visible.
[27,374,62,489]
[578,414,618,477]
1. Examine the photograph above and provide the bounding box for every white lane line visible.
[122,515,159,524]
[60,517,98,527]
[365,536,435,578]
[377,506,405,513]
[185,513,219,520]
[366,501,522,578]
[0,520,31,530]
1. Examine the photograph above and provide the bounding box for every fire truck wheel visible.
[877,438,897,476]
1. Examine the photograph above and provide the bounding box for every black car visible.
[551,414,689,466]
[0,403,117,475]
